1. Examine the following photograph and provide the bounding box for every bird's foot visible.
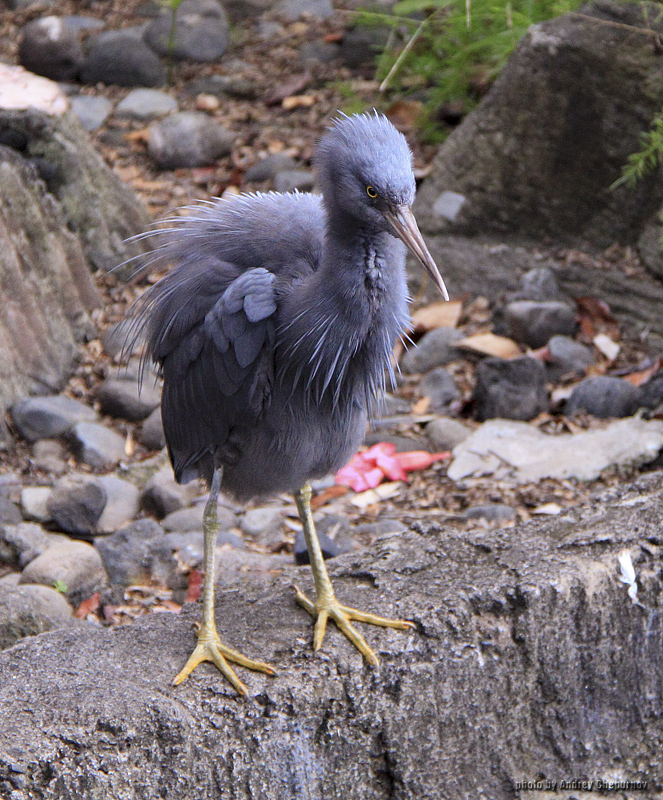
[293,584,414,666]
[173,621,275,694]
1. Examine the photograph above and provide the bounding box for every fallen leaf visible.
[411,299,462,332]
[623,359,662,386]
[576,295,618,339]
[456,333,522,359]
[125,128,150,144]
[351,481,403,508]
[156,600,182,613]
[386,99,424,129]
[282,94,315,110]
[412,396,430,414]
[593,333,620,361]
[532,502,563,515]
[75,592,100,619]
[124,429,134,458]
[185,569,203,603]
[195,93,219,111]
[264,72,311,105]
[310,484,349,510]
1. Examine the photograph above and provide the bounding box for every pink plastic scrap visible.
[335,442,450,492]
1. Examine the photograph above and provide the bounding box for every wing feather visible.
[133,257,277,483]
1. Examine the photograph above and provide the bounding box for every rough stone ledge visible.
[1,474,663,799]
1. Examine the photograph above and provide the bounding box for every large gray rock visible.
[68,421,127,469]
[94,518,181,589]
[0,139,100,410]
[19,538,109,607]
[0,584,74,651]
[1,473,663,797]
[448,417,663,483]
[47,476,107,537]
[95,377,161,422]
[0,98,149,277]
[18,16,85,81]
[11,396,97,443]
[147,112,234,170]
[416,1,663,249]
[143,0,230,62]
[81,29,167,88]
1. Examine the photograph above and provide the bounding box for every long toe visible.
[294,585,414,666]
[173,626,275,694]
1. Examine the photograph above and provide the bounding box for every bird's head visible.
[315,111,448,299]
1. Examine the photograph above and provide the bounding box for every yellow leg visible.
[293,483,414,666]
[173,468,275,694]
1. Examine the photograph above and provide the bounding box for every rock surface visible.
[0,584,73,650]
[0,473,662,797]
[416,1,663,248]
[448,417,663,483]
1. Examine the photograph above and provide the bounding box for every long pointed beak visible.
[384,205,449,301]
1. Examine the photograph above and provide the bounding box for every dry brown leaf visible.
[74,592,100,619]
[264,72,311,105]
[455,333,522,359]
[282,94,315,110]
[412,396,430,414]
[385,99,424,129]
[310,484,349,510]
[185,569,202,603]
[124,128,150,144]
[411,299,462,332]
[623,359,662,386]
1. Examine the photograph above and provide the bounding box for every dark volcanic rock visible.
[637,371,663,412]
[143,0,230,62]
[18,16,85,81]
[1,474,662,797]
[565,375,640,419]
[473,356,548,421]
[147,112,234,169]
[419,367,460,411]
[96,377,161,422]
[505,300,577,349]
[47,476,107,537]
[81,30,167,87]
[94,518,180,589]
[11,395,97,443]
[545,334,595,381]
[416,1,663,248]
[0,584,74,651]
[294,528,343,564]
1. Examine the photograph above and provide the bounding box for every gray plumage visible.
[125,112,446,501]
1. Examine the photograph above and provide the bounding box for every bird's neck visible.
[322,215,405,305]
[277,216,409,406]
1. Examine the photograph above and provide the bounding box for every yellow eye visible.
[366,185,378,198]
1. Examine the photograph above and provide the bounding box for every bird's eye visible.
[366,186,378,199]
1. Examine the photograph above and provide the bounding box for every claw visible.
[294,583,414,666]
[173,624,275,693]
